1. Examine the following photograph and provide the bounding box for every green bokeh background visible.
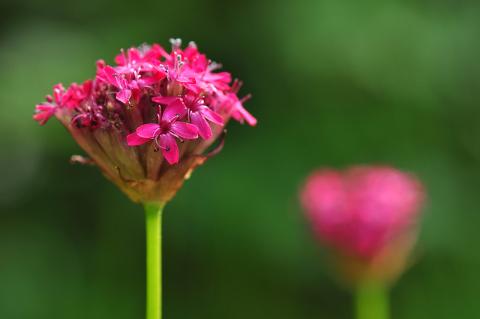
[1,0,480,318]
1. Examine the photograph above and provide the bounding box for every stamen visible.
[159,65,168,73]
[232,79,243,93]
[154,136,163,151]
[208,61,222,71]
[170,38,182,51]
[138,43,150,54]
[174,53,184,72]
[154,135,171,151]
[241,94,252,103]
[170,132,183,143]
[119,48,127,63]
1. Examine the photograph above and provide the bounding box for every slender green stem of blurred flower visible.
[145,202,165,319]
[355,281,389,319]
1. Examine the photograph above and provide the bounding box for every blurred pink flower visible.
[300,166,424,260]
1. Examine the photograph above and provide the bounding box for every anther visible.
[170,38,182,50]
[241,94,252,103]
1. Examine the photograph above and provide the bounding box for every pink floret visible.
[33,103,57,125]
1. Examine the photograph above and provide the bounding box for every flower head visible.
[34,39,255,203]
[300,166,424,283]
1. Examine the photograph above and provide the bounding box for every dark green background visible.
[1,0,480,318]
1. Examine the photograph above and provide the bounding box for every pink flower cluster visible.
[34,39,256,165]
[301,166,424,260]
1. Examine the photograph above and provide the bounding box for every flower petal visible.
[159,134,179,164]
[176,68,197,84]
[191,112,212,140]
[152,95,180,105]
[162,99,187,122]
[233,101,257,126]
[114,52,127,66]
[116,89,132,104]
[200,107,224,126]
[136,123,160,138]
[171,122,199,140]
[127,48,142,63]
[98,66,118,86]
[127,132,150,146]
[204,71,232,85]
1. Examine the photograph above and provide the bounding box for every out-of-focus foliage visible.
[1,0,479,318]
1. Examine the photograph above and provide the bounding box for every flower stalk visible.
[144,202,165,319]
[33,39,256,319]
[355,281,389,319]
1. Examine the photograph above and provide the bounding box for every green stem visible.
[355,281,389,319]
[144,202,165,319]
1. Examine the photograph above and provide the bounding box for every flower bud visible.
[300,166,424,284]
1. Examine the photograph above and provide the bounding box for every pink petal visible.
[191,112,212,140]
[171,122,199,140]
[159,134,179,164]
[200,107,224,126]
[233,102,257,126]
[116,76,129,89]
[190,55,208,72]
[116,89,131,104]
[127,132,150,146]
[162,99,187,122]
[143,44,165,61]
[35,103,56,113]
[136,123,160,138]
[81,80,93,95]
[176,68,197,84]
[99,66,118,86]
[149,44,170,60]
[139,74,163,87]
[114,52,127,66]
[177,75,196,85]
[184,82,202,94]
[152,96,180,105]
[205,71,231,84]
[33,113,49,125]
[129,80,140,90]
[127,48,142,63]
